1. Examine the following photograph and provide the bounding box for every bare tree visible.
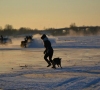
[4,24,13,30]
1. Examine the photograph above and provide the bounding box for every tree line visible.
[0,24,100,36]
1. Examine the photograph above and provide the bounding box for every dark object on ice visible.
[41,34,55,68]
[19,65,27,68]
[0,35,12,45]
[20,35,33,48]
[20,38,28,48]
[0,35,3,43]
[52,57,62,69]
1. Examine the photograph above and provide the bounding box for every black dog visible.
[53,58,62,68]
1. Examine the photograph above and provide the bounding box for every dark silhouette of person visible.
[41,34,55,68]
[1,35,3,43]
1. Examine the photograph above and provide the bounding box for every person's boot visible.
[47,61,51,67]
[47,64,51,67]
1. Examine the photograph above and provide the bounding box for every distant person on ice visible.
[0,35,3,43]
[41,34,55,68]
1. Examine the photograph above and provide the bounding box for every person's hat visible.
[41,34,46,39]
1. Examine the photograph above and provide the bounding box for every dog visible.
[52,57,62,69]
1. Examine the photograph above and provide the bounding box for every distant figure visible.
[24,37,27,48]
[0,35,3,43]
[21,37,27,48]
[41,34,55,68]
[25,36,32,42]
[29,36,32,40]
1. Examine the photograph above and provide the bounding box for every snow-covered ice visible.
[0,35,100,90]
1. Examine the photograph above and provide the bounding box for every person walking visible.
[41,34,55,68]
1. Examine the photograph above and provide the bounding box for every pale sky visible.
[0,0,100,29]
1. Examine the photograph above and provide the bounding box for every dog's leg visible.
[57,64,59,67]
[52,61,56,69]
[60,64,62,68]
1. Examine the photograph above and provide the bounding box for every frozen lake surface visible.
[0,35,100,90]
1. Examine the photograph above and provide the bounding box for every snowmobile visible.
[0,37,12,45]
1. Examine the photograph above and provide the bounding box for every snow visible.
[0,35,100,90]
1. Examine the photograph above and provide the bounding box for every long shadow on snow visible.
[56,65,100,74]
[0,65,99,78]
